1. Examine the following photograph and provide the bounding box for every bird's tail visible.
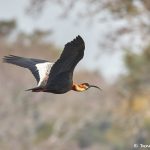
[25,87,43,92]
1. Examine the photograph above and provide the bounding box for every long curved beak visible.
[89,85,102,90]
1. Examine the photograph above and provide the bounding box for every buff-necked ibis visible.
[3,36,101,94]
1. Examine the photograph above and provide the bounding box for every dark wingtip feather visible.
[76,35,84,42]
[69,35,85,47]
[76,35,85,48]
[2,55,21,64]
[3,55,14,63]
[76,35,83,40]
[2,55,9,63]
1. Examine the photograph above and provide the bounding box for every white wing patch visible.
[36,62,53,87]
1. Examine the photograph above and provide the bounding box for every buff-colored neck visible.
[72,84,87,92]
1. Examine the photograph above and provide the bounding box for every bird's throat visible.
[72,84,86,92]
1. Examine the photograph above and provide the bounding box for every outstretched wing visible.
[3,55,52,85]
[50,35,85,78]
[46,35,85,90]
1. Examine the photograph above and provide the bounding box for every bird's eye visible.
[84,84,89,89]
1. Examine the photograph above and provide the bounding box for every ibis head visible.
[72,83,101,92]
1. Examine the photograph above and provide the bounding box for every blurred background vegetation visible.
[0,0,150,150]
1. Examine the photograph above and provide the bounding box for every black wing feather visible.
[46,35,85,90]
[3,55,48,83]
[50,35,85,78]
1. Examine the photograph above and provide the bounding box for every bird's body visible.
[3,36,101,94]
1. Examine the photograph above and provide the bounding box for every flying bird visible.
[3,35,101,94]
